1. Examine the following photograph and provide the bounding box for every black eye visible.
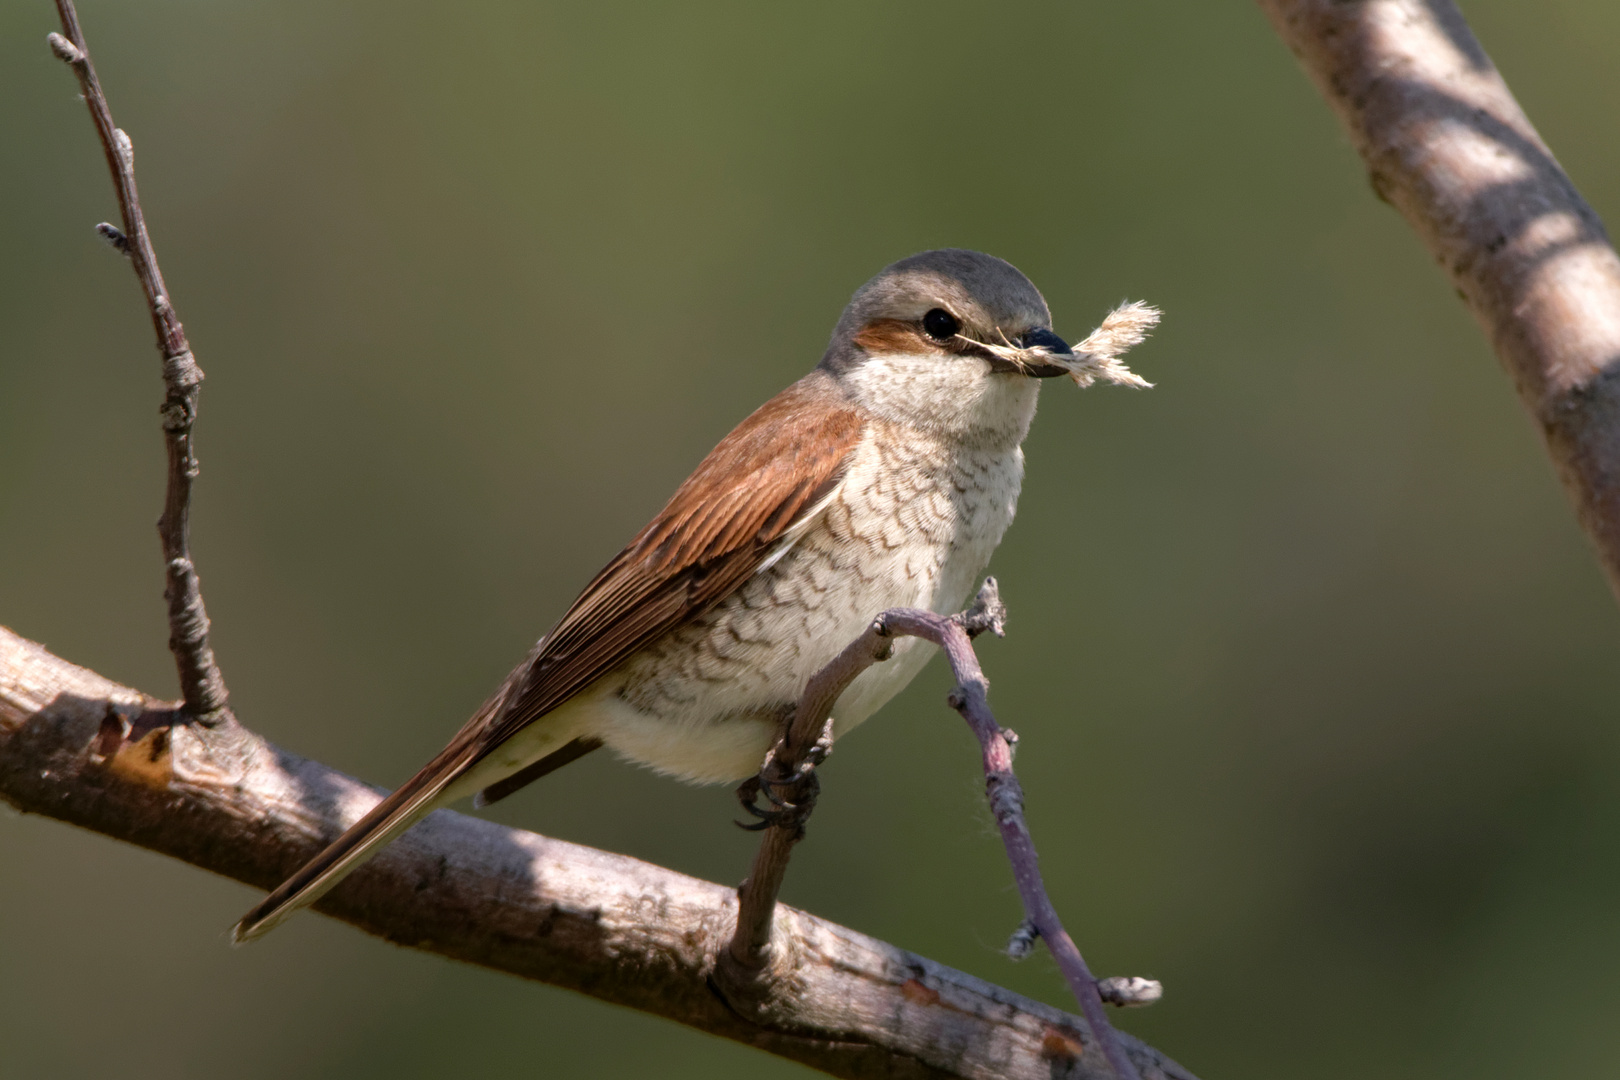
[922,308,960,341]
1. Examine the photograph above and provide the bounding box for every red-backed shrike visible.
[234,249,1154,942]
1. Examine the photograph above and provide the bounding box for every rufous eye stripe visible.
[853,317,1001,363]
[852,318,935,355]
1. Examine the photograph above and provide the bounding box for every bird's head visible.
[821,249,1147,445]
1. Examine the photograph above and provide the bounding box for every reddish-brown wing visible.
[470,369,864,756]
[231,370,864,941]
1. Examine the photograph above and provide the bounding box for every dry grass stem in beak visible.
[1062,301,1160,388]
[955,301,1160,388]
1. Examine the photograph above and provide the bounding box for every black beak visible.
[1012,327,1073,378]
[1018,327,1072,355]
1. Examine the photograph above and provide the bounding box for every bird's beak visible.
[1013,327,1073,378]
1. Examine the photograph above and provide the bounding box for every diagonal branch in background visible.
[722,579,1159,1080]
[48,0,232,727]
[0,625,1196,1080]
[1256,0,1620,602]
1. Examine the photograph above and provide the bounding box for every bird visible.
[232,248,1154,943]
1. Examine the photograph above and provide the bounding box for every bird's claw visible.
[732,719,834,834]
[733,771,819,832]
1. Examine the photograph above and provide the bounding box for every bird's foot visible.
[734,770,820,834]
[734,720,835,835]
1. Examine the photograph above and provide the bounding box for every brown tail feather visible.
[231,745,476,944]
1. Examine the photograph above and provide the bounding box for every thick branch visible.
[49,0,231,725]
[1256,0,1620,599]
[0,625,1194,1080]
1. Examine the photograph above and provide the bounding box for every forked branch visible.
[722,580,1158,1080]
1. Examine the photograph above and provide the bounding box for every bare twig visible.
[48,0,232,727]
[722,580,1151,1080]
[0,625,1195,1080]
[1257,0,1620,602]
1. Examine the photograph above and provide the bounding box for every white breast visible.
[592,413,1028,784]
[816,420,1024,734]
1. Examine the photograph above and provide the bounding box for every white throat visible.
[839,352,1041,450]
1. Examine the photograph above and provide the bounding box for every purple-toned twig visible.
[726,578,1149,1080]
[48,1,232,727]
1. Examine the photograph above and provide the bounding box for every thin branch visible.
[0,625,1195,1080]
[1256,0,1620,602]
[722,580,1152,1080]
[48,0,232,726]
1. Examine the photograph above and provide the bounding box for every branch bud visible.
[47,32,84,65]
[96,222,130,255]
[1096,976,1163,1008]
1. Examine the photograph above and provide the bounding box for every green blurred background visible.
[4,1,1620,1077]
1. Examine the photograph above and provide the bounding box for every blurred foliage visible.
[4,1,1620,1077]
